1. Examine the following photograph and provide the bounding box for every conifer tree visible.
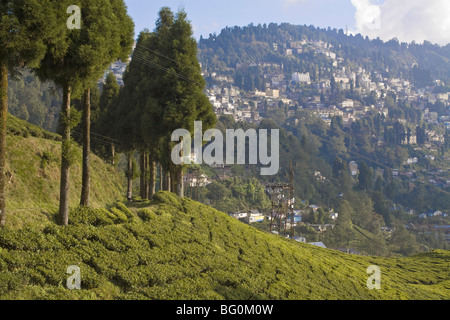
[95,72,121,163]
[35,0,134,225]
[114,8,216,198]
[112,32,153,199]
[151,8,216,197]
[0,0,64,226]
[79,1,134,207]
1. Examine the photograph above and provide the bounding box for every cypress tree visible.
[0,0,64,226]
[153,8,216,197]
[96,72,121,163]
[115,8,216,198]
[35,0,134,225]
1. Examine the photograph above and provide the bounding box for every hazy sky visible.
[124,0,450,45]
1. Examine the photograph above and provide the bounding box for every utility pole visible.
[289,159,295,240]
[265,159,296,239]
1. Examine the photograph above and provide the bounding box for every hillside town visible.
[201,38,450,207]
[104,36,449,244]
[204,39,449,131]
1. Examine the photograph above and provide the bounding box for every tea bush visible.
[0,192,448,300]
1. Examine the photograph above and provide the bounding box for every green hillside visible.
[4,114,125,229]
[0,115,448,300]
[0,191,448,300]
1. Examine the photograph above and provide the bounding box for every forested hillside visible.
[199,23,450,87]
[194,23,450,257]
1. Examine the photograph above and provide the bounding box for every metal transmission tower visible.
[288,159,295,239]
[265,159,296,238]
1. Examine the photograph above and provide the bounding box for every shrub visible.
[115,202,134,220]
[137,208,156,222]
[152,191,183,210]
[69,207,115,226]
[109,208,128,224]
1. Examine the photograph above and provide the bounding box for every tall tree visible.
[79,1,134,207]
[118,8,216,198]
[112,32,154,200]
[95,72,121,163]
[152,8,216,196]
[35,0,134,225]
[333,200,354,247]
[0,0,63,226]
[358,161,373,191]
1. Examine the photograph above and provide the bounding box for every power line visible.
[131,46,202,86]
[134,43,179,65]
[72,132,109,147]
[132,52,199,85]
[72,130,120,147]
[90,130,121,143]
[72,129,121,144]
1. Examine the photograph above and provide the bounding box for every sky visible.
[124,0,450,46]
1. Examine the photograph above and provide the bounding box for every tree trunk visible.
[139,151,145,199]
[126,152,133,201]
[128,153,134,199]
[140,151,149,200]
[59,84,72,226]
[149,157,156,199]
[111,143,115,165]
[0,64,8,227]
[144,152,149,199]
[175,165,184,197]
[80,87,91,207]
[170,163,184,197]
[158,163,163,192]
[163,170,171,192]
[169,162,175,193]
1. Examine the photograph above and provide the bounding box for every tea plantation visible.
[0,192,448,300]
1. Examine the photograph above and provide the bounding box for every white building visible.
[341,99,354,109]
[406,157,418,164]
[349,161,358,176]
[292,72,311,84]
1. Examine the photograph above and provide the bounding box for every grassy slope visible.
[0,192,448,300]
[4,114,125,229]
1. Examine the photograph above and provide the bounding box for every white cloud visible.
[351,0,450,45]
[351,0,381,31]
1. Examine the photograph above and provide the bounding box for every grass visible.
[0,192,448,300]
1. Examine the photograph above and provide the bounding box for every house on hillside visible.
[349,161,358,176]
[229,212,248,220]
[425,210,443,217]
[308,242,327,248]
[183,174,211,187]
[406,157,418,165]
[248,210,265,223]
[294,236,306,243]
[329,212,339,221]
